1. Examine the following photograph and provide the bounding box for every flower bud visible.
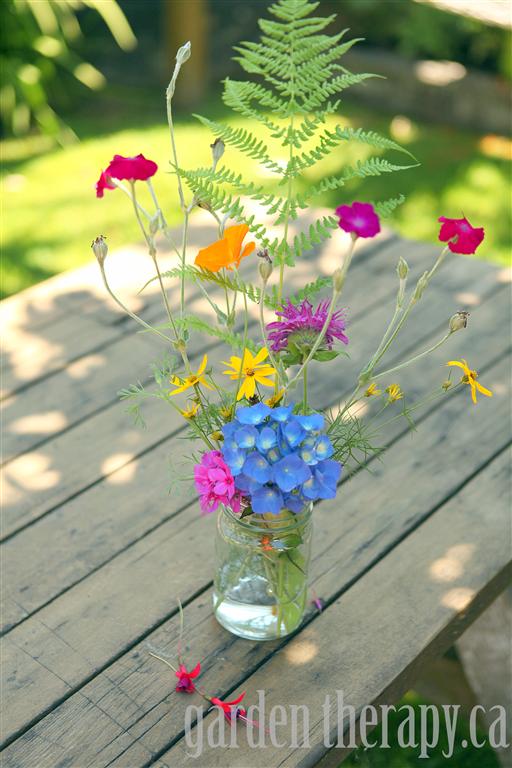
[397,257,409,280]
[176,41,191,66]
[442,379,453,391]
[149,214,160,236]
[210,138,225,168]
[413,271,429,301]
[332,267,344,293]
[259,260,273,283]
[449,311,470,333]
[91,235,108,266]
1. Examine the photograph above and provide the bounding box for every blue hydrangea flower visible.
[220,402,342,515]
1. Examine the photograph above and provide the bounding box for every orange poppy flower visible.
[195,224,255,272]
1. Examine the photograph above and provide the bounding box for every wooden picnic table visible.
[1,215,511,768]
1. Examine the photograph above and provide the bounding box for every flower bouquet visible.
[92,0,489,641]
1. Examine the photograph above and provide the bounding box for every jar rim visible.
[220,503,312,533]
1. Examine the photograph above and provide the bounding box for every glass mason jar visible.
[213,504,313,641]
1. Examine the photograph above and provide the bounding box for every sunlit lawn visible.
[2,100,511,298]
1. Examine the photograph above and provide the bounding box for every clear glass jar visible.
[213,504,313,641]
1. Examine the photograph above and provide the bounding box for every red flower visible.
[95,170,116,198]
[175,662,201,693]
[335,202,380,239]
[210,692,246,721]
[438,216,484,255]
[107,153,158,182]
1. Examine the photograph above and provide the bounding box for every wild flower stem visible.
[99,264,170,343]
[371,331,453,382]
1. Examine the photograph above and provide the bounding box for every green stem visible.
[372,331,453,382]
[302,361,308,413]
[99,265,170,343]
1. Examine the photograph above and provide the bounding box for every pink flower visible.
[106,153,158,182]
[194,450,242,515]
[438,216,484,255]
[335,202,380,238]
[95,170,116,198]
[95,154,158,198]
[210,692,246,721]
[266,299,348,354]
[175,662,201,694]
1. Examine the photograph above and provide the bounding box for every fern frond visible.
[194,115,283,172]
[286,275,333,305]
[177,316,258,353]
[373,194,406,218]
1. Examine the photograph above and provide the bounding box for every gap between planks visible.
[2,352,506,764]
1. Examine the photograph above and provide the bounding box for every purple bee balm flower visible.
[194,450,242,515]
[266,299,348,354]
[335,201,380,239]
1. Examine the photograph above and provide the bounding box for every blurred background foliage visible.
[1,0,511,298]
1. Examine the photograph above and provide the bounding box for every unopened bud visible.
[91,235,108,266]
[449,311,470,333]
[259,260,273,283]
[210,138,225,168]
[257,248,272,263]
[442,379,453,391]
[176,41,191,66]
[149,214,160,236]
[413,271,429,301]
[397,257,409,280]
[333,267,344,293]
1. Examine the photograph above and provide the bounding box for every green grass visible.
[343,691,500,768]
[1,102,510,298]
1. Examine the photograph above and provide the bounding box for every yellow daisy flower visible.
[447,359,492,404]
[365,382,381,397]
[222,347,276,401]
[169,354,213,396]
[179,401,200,419]
[265,389,285,408]
[385,384,403,403]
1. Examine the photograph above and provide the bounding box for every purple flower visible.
[335,202,380,239]
[194,450,242,514]
[266,299,348,354]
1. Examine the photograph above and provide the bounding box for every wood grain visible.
[1,351,509,763]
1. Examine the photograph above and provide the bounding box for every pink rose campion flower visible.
[95,170,116,198]
[438,216,484,255]
[335,201,380,238]
[194,450,242,514]
[107,153,158,181]
[95,153,158,198]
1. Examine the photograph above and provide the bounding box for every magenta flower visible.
[335,201,380,238]
[438,216,484,255]
[107,153,158,181]
[175,662,201,694]
[266,299,348,355]
[194,450,242,515]
[95,153,158,198]
[95,170,116,198]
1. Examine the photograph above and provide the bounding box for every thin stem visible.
[285,286,341,393]
[372,331,453,382]
[166,96,186,212]
[129,182,180,341]
[302,362,308,413]
[99,265,170,342]
[112,179,152,218]
[259,278,285,390]
[148,651,178,673]
[233,270,249,409]
[278,116,294,306]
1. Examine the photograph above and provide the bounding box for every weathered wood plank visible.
[160,449,511,768]
[0,233,406,535]
[1,349,509,760]
[2,258,507,631]
[0,229,398,464]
